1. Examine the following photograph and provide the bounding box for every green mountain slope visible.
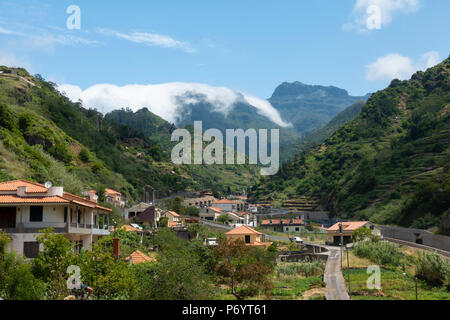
[281,100,366,161]
[0,67,260,201]
[251,56,450,233]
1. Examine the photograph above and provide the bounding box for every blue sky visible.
[0,0,449,103]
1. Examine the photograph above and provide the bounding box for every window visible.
[64,207,68,222]
[245,235,251,244]
[295,227,299,232]
[77,210,81,223]
[29,206,43,222]
[23,242,40,258]
[0,207,16,228]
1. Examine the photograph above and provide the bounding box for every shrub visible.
[415,252,450,286]
[276,259,325,278]
[354,241,403,266]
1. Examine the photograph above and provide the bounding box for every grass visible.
[256,228,328,244]
[269,261,326,300]
[343,268,450,300]
[217,261,327,300]
[342,242,450,300]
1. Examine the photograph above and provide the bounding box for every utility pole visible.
[339,222,344,269]
[415,276,418,300]
[346,245,350,297]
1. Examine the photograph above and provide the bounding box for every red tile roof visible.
[126,250,156,264]
[0,195,69,204]
[0,180,48,193]
[0,180,111,212]
[166,210,180,217]
[104,188,121,195]
[226,225,262,235]
[208,206,224,213]
[327,221,369,232]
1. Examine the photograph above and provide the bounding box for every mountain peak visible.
[270,82,350,100]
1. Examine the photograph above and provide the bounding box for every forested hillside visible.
[281,100,366,161]
[251,56,450,234]
[0,67,260,202]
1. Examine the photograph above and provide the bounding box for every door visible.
[245,235,251,244]
[0,207,16,228]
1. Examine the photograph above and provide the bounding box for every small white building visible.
[0,180,112,258]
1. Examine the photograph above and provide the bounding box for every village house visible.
[123,202,153,220]
[183,196,216,208]
[135,206,160,229]
[161,210,183,228]
[104,188,125,209]
[199,206,224,221]
[326,221,381,245]
[226,225,271,248]
[212,199,247,212]
[260,219,304,233]
[0,180,112,258]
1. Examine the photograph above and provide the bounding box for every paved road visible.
[324,247,350,300]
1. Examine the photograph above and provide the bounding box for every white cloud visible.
[57,82,291,127]
[97,28,195,53]
[344,0,420,32]
[0,22,101,49]
[366,51,441,82]
[0,50,31,69]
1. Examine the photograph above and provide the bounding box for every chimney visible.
[89,190,98,202]
[113,238,120,259]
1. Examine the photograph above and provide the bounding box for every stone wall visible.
[377,225,450,253]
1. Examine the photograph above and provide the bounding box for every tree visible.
[76,238,137,300]
[133,229,216,300]
[217,214,233,224]
[0,230,45,300]
[351,227,374,242]
[212,239,273,300]
[32,228,76,299]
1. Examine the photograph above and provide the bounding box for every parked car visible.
[289,236,304,244]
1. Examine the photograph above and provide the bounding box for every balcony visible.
[3,222,69,234]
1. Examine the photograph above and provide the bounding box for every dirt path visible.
[324,247,350,300]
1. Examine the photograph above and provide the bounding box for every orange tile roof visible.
[213,199,235,204]
[0,180,48,193]
[0,195,69,204]
[126,250,156,264]
[63,192,111,212]
[166,210,180,217]
[0,180,111,212]
[327,221,369,232]
[120,225,142,233]
[104,188,121,195]
[208,206,224,213]
[226,225,262,235]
